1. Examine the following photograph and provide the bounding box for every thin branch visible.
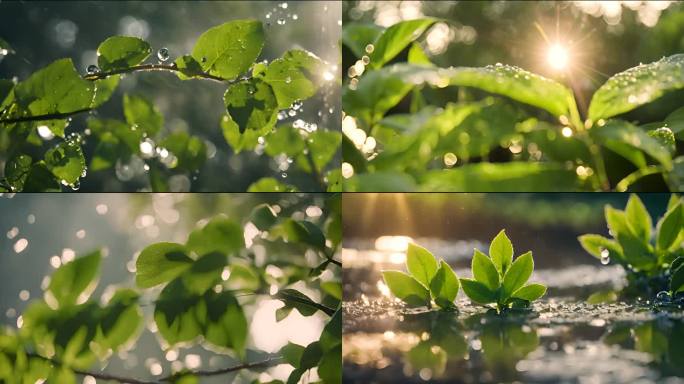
[0,107,94,124]
[161,356,283,382]
[82,63,228,84]
[29,353,283,384]
[274,291,336,316]
[615,165,664,192]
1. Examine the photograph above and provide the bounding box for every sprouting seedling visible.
[382,243,460,310]
[460,230,546,312]
[578,194,683,296]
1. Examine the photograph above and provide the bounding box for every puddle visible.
[343,245,684,384]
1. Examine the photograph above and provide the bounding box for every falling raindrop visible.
[157,47,170,62]
[86,65,100,75]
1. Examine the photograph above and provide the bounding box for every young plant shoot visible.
[460,230,546,312]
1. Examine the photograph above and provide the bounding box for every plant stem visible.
[29,353,282,384]
[615,165,663,192]
[82,63,228,84]
[0,107,94,124]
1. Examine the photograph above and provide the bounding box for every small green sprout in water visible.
[578,194,684,301]
[382,243,460,310]
[460,230,546,312]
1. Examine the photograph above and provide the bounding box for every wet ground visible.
[342,240,684,384]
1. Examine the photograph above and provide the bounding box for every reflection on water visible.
[343,240,684,383]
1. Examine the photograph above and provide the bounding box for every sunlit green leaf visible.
[174,55,205,80]
[341,23,383,58]
[44,141,85,185]
[136,242,193,288]
[501,251,533,299]
[578,234,624,261]
[47,250,101,308]
[22,162,61,192]
[382,270,430,307]
[181,252,227,295]
[14,58,94,116]
[203,291,248,357]
[459,278,497,305]
[186,216,244,257]
[588,54,684,121]
[98,289,142,351]
[250,203,278,231]
[261,49,324,109]
[657,202,682,251]
[406,243,438,288]
[489,230,513,276]
[275,289,319,317]
[408,43,432,66]
[512,283,546,301]
[586,290,618,305]
[429,260,459,309]
[154,279,202,346]
[279,219,326,249]
[369,18,437,69]
[192,19,264,80]
[281,342,305,367]
[264,125,305,157]
[625,194,652,244]
[472,249,500,291]
[223,78,277,133]
[97,36,151,71]
[247,177,298,192]
[3,153,32,191]
[297,130,341,173]
[591,120,672,168]
[159,131,207,171]
[123,94,163,137]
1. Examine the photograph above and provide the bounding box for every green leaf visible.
[472,249,500,291]
[668,156,684,190]
[22,162,61,192]
[419,162,580,192]
[429,260,459,309]
[220,113,263,153]
[344,171,417,192]
[4,154,32,191]
[501,251,533,299]
[14,58,94,116]
[668,194,681,211]
[47,250,101,307]
[250,203,278,231]
[512,283,546,301]
[247,177,298,192]
[96,36,151,71]
[578,234,623,261]
[384,63,578,119]
[318,345,342,384]
[223,78,277,133]
[98,289,142,351]
[625,194,652,244]
[605,205,630,237]
[591,120,672,168]
[342,67,414,127]
[408,43,432,66]
[657,203,682,250]
[369,18,437,69]
[279,219,326,249]
[617,230,656,269]
[44,141,85,185]
[405,243,438,288]
[280,342,305,367]
[181,252,227,295]
[261,49,324,109]
[123,94,163,137]
[135,242,193,288]
[159,131,206,171]
[264,125,305,157]
[341,23,383,58]
[275,289,318,317]
[91,75,120,108]
[0,79,15,111]
[381,270,430,307]
[586,290,618,305]
[319,308,341,352]
[299,341,322,370]
[459,278,497,305]
[203,291,248,357]
[671,264,684,293]
[321,281,342,301]
[192,19,264,80]
[154,279,202,346]
[174,55,205,80]
[489,230,513,276]
[297,130,341,172]
[588,54,684,121]
[648,126,676,155]
[186,216,244,257]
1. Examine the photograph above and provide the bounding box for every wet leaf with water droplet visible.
[123,94,163,137]
[173,55,204,80]
[368,18,437,69]
[588,54,684,121]
[192,19,264,80]
[341,23,383,59]
[223,78,277,133]
[247,177,297,192]
[297,130,341,172]
[260,49,324,109]
[590,120,672,168]
[44,141,86,185]
[14,59,94,116]
[159,131,207,172]
[97,36,152,71]
[48,249,101,308]
[3,153,32,190]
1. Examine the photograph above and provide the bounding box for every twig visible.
[615,165,664,192]
[0,107,94,124]
[274,291,336,316]
[161,356,283,382]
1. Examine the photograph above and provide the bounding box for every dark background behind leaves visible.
[0,1,341,191]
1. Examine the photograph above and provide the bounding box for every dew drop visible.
[157,47,170,62]
[600,248,610,265]
[86,65,100,75]
[285,76,292,84]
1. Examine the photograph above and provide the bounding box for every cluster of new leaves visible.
[136,198,342,383]
[342,18,684,192]
[382,231,546,313]
[579,194,684,295]
[0,19,339,192]
[0,251,143,383]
